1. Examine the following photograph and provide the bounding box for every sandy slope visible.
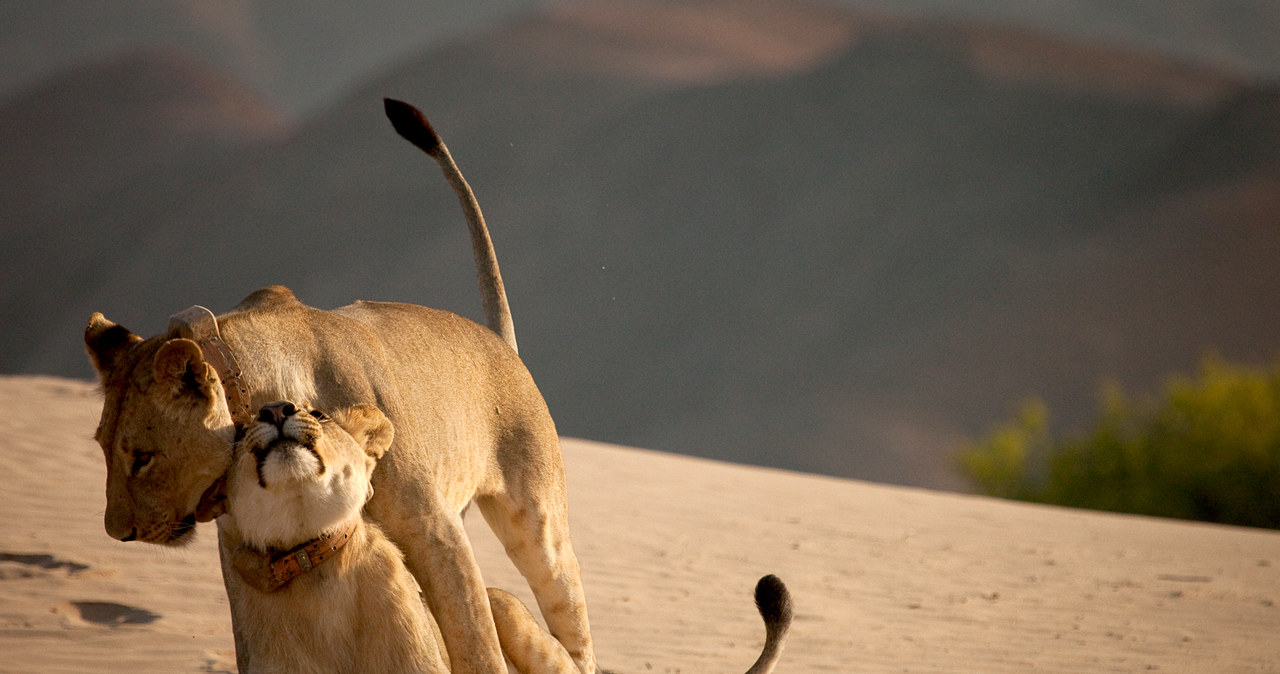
[0,375,1277,673]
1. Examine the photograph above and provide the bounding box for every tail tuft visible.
[754,574,793,629]
[384,98,443,156]
[745,575,792,674]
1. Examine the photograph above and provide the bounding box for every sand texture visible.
[1,375,1277,672]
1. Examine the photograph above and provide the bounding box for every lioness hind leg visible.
[488,588,578,674]
[477,492,596,674]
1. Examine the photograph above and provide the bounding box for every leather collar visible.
[269,519,358,586]
[233,520,359,593]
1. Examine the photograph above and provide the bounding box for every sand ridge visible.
[1,375,1277,672]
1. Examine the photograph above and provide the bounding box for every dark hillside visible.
[0,49,289,376]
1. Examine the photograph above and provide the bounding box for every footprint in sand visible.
[0,552,90,579]
[69,601,161,627]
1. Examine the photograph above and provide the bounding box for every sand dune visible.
[1,375,1277,672]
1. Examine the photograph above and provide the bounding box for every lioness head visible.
[85,314,237,545]
[228,401,393,550]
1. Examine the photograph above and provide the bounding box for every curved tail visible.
[383,98,518,353]
[745,574,793,674]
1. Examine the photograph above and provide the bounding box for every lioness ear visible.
[153,338,221,402]
[330,404,394,460]
[85,313,143,383]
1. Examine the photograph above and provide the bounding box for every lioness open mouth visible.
[195,474,228,523]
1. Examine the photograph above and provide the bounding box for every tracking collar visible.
[169,305,252,524]
[168,305,254,426]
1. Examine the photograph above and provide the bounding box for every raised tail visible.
[383,98,518,353]
[744,575,793,674]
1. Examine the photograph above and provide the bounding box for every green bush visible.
[958,356,1280,529]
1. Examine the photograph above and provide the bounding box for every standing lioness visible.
[84,100,594,674]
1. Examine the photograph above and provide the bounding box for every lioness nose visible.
[258,401,298,428]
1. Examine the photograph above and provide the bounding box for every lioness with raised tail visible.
[85,99,594,673]
[225,400,581,674]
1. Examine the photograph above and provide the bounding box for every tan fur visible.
[85,100,594,674]
[226,403,573,674]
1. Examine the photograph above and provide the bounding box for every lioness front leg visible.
[216,527,253,673]
[372,496,506,673]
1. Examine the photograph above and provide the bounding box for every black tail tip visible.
[754,574,793,627]
[383,98,442,154]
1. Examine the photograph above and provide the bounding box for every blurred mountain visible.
[0,48,290,379]
[5,0,1280,488]
[0,0,538,115]
[838,0,1280,81]
[0,49,288,216]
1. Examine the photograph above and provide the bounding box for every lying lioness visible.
[225,400,579,674]
[85,100,593,673]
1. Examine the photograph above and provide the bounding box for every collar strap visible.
[168,305,253,426]
[268,520,358,587]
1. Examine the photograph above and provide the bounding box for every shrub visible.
[957,356,1280,529]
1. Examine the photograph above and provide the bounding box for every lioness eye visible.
[309,410,330,422]
[131,451,155,474]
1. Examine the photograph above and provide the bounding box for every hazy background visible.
[3,0,1278,490]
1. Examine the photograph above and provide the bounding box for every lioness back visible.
[213,289,560,503]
